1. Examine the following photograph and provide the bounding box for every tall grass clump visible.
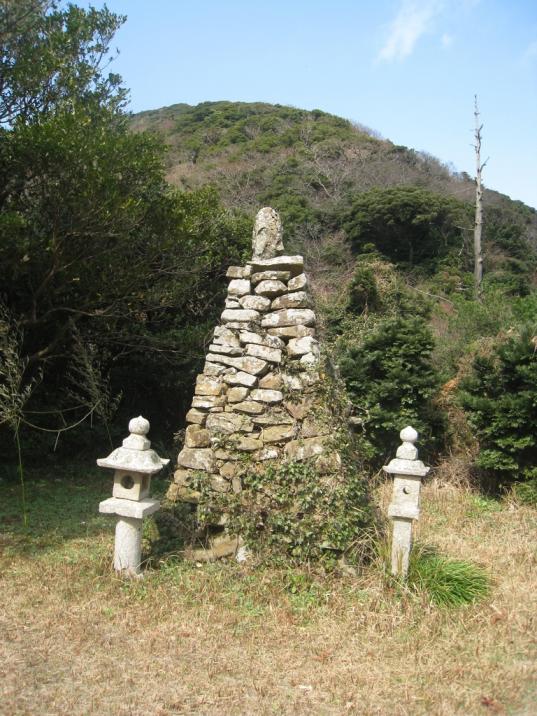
[407,544,490,607]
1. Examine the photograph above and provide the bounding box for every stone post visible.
[383,426,429,578]
[97,416,169,577]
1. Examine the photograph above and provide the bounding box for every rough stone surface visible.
[223,371,258,388]
[250,388,283,403]
[195,376,224,396]
[252,207,284,260]
[232,401,265,415]
[210,475,230,493]
[261,309,316,328]
[206,412,253,434]
[267,325,316,339]
[239,295,271,312]
[206,353,268,376]
[177,447,215,472]
[213,326,241,346]
[226,265,252,279]
[236,435,263,451]
[259,372,283,390]
[284,436,326,461]
[251,270,291,285]
[288,335,318,357]
[186,408,207,425]
[248,255,304,276]
[245,343,282,364]
[262,425,296,443]
[239,331,284,349]
[288,273,307,291]
[252,409,294,426]
[192,395,226,409]
[221,308,260,323]
[208,343,243,356]
[284,398,313,420]
[227,386,249,402]
[254,280,287,298]
[185,425,211,448]
[271,291,310,310]
[227,279,251,297]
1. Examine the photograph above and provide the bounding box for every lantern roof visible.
[97,416,170,475]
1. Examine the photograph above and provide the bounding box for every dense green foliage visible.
[339,315,442,465]
[0,2,249,455]
[344,187,469,270]
[460,327,537,489]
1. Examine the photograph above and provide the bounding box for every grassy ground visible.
[1,463,536,716]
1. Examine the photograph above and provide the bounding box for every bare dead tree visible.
[473,95,488,301]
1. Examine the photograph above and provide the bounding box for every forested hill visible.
[131,100,537,248]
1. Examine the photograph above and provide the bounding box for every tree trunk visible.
[474,96,484,301]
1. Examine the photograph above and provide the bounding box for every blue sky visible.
[87,1,536,208]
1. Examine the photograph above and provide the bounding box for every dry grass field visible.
[1,464,536,716]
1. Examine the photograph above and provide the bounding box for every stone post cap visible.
[97,415,170,474]
[383,425,430,477]
[252,207,284,260]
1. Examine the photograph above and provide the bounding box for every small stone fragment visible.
[271,291,310,310]
[300,352,319,366]
[225,299,240,309]
[281,374,303,391]
[251,270,291,285]
[284,398,313,420]
[250,388,283,403]
[261,309,316,328]
[195,376,224,396]
[177,447,214,472]
[235,435,263,451]
[239,295,271,312]
[255,446,280,461]
[206,353,268,376]
[221,309,260,323]
[203,361,228,376]
[185,425,211,448]
[213,326,241,346]
[227,279,251,297]
[245,343,282,363]
[210,475,230,493]
[219,461,245,479]
[288,273,307,291]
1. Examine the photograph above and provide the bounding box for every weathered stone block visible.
[203,361,228,376]
[239,331,284,349]
[226,265,252,279]
[177,447,214,472]
[262,425,295,443]
[284,398,313,420]
[245,343,282,363]
[252,408,294,425]
[235,435,263,451]
[267,325,316,339]
[206,412,253,434]
[250,388,283,403]
[259,372,283,390]
[225,299,240,309]
[271,291,310,310]
[284,436,326,461]
[239,295,271,312]
[251,270,291,285]
[288,335,318,357]
[248,255,304,275]
[315,452,342,474]
[210,475,230,493]
[255,446,280,461]
[261,309,316,328]
[227,278,251,297]
[288,273,307,291]
[213,326,241,346]
[232,400,265,414]
[195,376,224,396]
[301,417,329,439]
[223,371,258,388]
[254,279,288,298]
[227,386,249,402]
[208,343,243,356]
[185,408,207,425]
[185,425,211,448]
[221,308,260,323]
[192,395,226,409]
[206,353,268,376]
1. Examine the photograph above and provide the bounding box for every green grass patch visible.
[408,544,490,607]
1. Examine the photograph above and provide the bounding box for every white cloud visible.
[377,1,444,63]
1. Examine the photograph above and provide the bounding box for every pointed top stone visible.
[252,207,284,260]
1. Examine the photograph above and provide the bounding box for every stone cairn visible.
[168,207,342,559]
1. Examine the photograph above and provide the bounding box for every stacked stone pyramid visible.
[169,208,343,552]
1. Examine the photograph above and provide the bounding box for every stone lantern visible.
[383,426,430,578]
[97,416,169,576]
